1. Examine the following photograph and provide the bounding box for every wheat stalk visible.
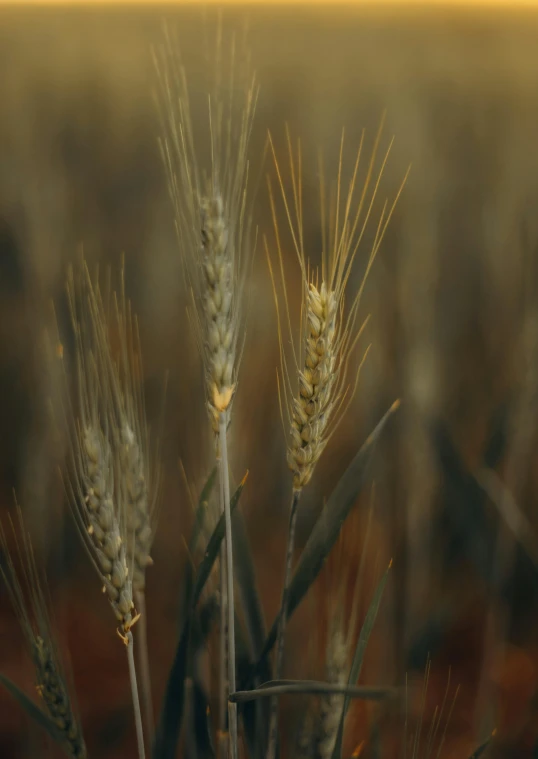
[0,503,87,759]
[294,703,318,759]
[265,122,408,758]
[64,262,146,759]
[317,627,348,759]
[155,21,258,758]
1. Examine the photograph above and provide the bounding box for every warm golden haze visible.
[2,0,538,6]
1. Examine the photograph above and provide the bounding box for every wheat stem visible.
[126,631,146,759]
[219,550,228,759]
[219,412,237,759]
[217,445,228,759]
[266,489,301,759]
[134,589,154,743]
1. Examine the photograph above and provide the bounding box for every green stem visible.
[266,490,301,759]
[219,413,237,759]
[126,631,146,759]
[134,590,154,744]
[217,446,228,759]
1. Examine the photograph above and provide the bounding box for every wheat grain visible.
[0,505,87,759]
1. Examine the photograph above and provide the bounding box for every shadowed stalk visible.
[218,447,228,759]
[155,24,257,754]
[134,589,154,742]
[266,490,300,759]
[0,505,87,759]
[126,631,146,759]
[219,412,238,759]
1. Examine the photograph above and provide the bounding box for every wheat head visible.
[65,263,136,639]
[0,505,87,759]
[155,21,258,436]
[267,121,408,492]
[109,263,159,596]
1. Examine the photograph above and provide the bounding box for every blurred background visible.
[2,2,538,757]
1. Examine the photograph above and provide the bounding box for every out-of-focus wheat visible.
[64,262,148,759]
[65,264,136,639]
[0,504,87,759]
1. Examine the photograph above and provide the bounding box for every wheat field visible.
[1,3,538,758]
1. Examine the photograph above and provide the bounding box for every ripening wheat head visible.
[267,121,408,491]
[107,264,161,596]
[65,263,136,640]
[155,20,258,435]
[0,505,87,759]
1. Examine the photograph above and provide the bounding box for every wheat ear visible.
[0,504,87,759]
[155,22,258,757]
[110,261,162,743]
[265,123,408,759]
[64,262,145,759]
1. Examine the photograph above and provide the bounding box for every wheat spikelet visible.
[65,263,136,639]
[155,20,258,434]
[0,505,87,759]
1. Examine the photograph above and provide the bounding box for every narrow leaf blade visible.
[259,401,399,663]
[332,561,392,759]
[0,673,63,744]
[154,474,247,759]
[188,467,218,557]
[192,474,247,607]
[230,680,395,702]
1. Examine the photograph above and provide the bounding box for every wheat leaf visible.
[0,673,64,744]
[258,401,399,665]
[192,473,247,607]
[332,561,392,759]
[230,680,396,702]
[153,475,246,759]
[188,466,218,557]
[468,735,494,758]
